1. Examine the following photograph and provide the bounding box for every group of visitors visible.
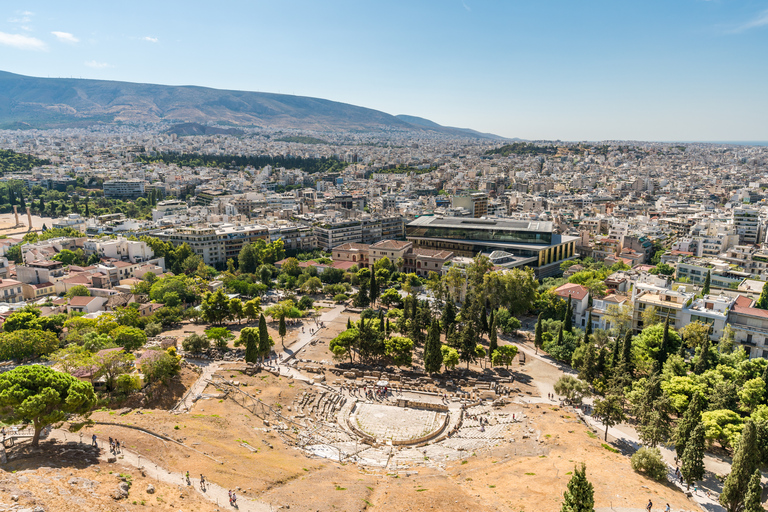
[108,437,121,454]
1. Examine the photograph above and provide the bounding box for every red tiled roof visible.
[331,261,357,270]
[554,283,589,301]
[333,243,370,251]
[69,296,98,306]
[370,240,411,250]
[731,294,768,318]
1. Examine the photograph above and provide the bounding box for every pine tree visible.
[721,420,760,512]
[534,313,543,354]
[564,296,573,332]
[674,392,705,458]
[424,320,443,374]
[757,282,768,310]
[743,469,765,512]
[488,315,498,358]
[681,423,705,490]
[702,269,711,296]
[560,463,594,512]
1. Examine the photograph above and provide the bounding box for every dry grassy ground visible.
[74,366,695,512]
[0,442,218,511]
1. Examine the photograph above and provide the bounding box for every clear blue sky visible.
[2,1,768,141]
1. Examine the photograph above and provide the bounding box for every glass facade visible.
[406,225,552,245]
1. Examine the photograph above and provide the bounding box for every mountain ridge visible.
[0,70,509,139]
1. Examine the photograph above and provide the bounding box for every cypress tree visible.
[347,317,352,330]
[242,327,259,364]
[386,317,390,335]
[489,315,498,357]
[656,314,671,371]
[674,392,705,458]
[678,336,687,359]
[459,322,477,369]
[757,282,768,310]
[480,307,489,335]
[762,365,768,403]
[743,469,765,512]
[611,336,621,369]
[556,324,564,348]
[379,311,385,335]
[369,267,379,306]
[258,314,271,361]
[681,423,705,490]
[278,315,287,346]
[694,338,711,375]
[621,330,633,373]
[595,347,607,380]
[442,300,456,335]
[560,463,594,512]
[534,313,543,354]
[721,420,760,512]
[564,296,573,332]
[584,311,593,344]
[424,319,443,374]
[702,269,711,296]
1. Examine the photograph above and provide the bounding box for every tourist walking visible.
[646,499,653,512]
[91,434,97,447]
[186,471,191,486]
[200,474,206,491]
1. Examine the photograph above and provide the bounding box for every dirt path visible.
[275,304,345,363]
[49,429,272,511]
[174,362,222,413]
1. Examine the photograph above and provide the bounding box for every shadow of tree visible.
[3,438,101,471]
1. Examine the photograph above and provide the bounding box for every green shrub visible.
[333,294,349,303]
[182,333,210,353]
[144,322,162,337]
[630,447,667,481]
[298,296,314,310]
[116,374,141,395]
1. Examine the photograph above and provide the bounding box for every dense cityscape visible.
[1,1,767,511]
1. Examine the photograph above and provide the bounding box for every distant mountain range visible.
[0,70,508,139]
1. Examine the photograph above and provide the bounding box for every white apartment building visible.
[156,224,269,267]
[52,213,87,233]
[83,238,155,264]
[733,207,762,245]
[151,199,188,221]
[103,179,146,199]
